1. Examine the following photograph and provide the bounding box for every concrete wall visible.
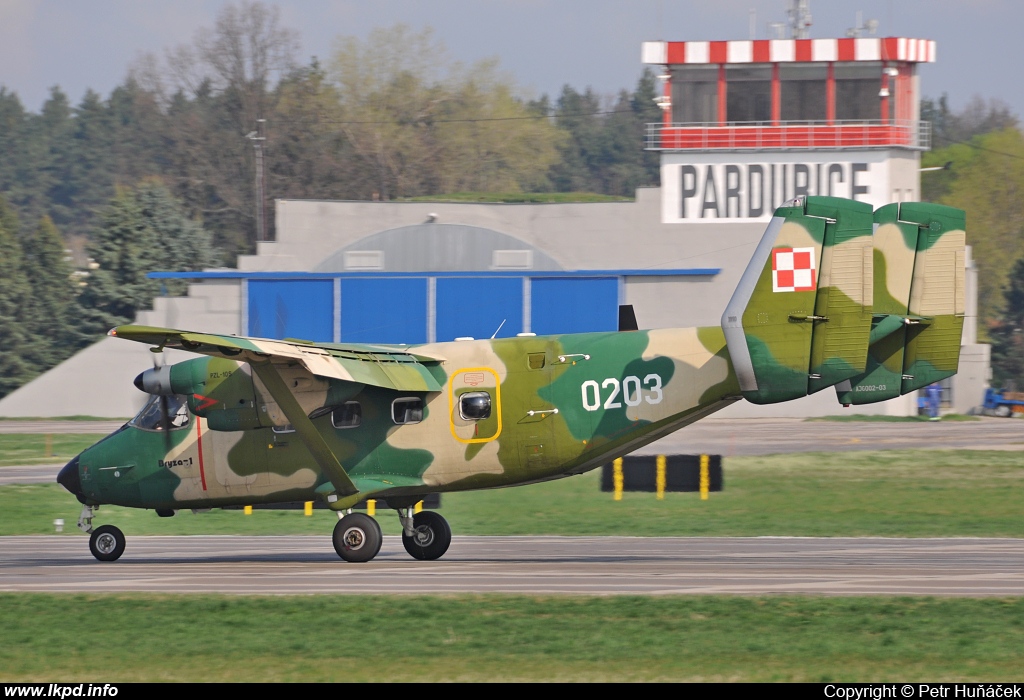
[0,279,241,418]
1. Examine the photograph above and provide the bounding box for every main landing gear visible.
[399,510,452,561]
[332,513,383,563]
[331,507,452,563]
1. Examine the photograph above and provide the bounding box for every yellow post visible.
[613,458,623,501]
[44,434,53,458]
[414,500,423,514]
[244,505,253,515]
[304,501,313,516]
[656,455,666,500]
[367,499,376,516]
[699,454,710,501]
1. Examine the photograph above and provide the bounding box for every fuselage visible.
[60,326,741,511]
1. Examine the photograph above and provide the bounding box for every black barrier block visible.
[225,493,442,510]
[600,455,723,492]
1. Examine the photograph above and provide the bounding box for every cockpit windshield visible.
[131,394,191,431]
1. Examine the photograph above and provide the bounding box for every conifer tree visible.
[20,216,78,367]
[76,181,218,337]
[0,197,34,397]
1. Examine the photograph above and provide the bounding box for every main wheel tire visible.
[401,511,452,561]
[89,525,126,562]
[333,513,382,562]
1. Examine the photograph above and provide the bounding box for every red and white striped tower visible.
[642,36,936,223]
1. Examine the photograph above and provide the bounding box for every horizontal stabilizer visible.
[869,314,910,345]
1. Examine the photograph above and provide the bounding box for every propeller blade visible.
[159,395,172,451]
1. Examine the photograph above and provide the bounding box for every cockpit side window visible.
[130,394,191,431]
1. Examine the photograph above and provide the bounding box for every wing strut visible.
[250,361,359,498]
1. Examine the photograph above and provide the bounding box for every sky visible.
[1,0,1022,116]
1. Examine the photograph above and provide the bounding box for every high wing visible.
[110,325,444,392]
[110,325,446,506]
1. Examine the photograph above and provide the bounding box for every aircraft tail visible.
[723,196,966,407]
[721,196,874,404]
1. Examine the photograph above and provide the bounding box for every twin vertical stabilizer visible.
[722,196,966,406]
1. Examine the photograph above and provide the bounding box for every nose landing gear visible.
[88,525,126,562]
[78,505,126,562]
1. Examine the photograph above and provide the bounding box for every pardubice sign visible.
[661,153,896,223]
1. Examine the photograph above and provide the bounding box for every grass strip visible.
[3,449,1022,537]
[0,434,103,467]
[0,594,1021,682]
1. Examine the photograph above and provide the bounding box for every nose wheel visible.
[400,511,452,561]
[89,525,126,562]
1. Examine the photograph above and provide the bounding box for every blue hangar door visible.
[435,277,523,341]
[530,277,619,335]
[340,277,429,344]
[248,279,334,342]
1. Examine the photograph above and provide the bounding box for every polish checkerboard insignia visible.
[772,247,816,293]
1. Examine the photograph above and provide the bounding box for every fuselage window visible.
[331,402,362,429]
[392,397,423,425]
[131,394,191,431]
[459,391,491,420]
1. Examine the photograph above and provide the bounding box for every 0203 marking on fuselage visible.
[581,374,664,411]
[56,196,967,564]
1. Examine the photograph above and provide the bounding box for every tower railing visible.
[646,120,931,151]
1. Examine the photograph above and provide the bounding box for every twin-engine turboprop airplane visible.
[57,196,966,562]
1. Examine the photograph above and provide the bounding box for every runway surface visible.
[3,535,1022,596]
[0,464,65,485]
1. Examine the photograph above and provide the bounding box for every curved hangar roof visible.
[314,223,563,273]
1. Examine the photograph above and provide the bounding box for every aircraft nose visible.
[57,454,82,498]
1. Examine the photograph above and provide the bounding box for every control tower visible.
[642,35,935,223]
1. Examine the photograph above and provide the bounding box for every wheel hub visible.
[413,526,434,547]
[95,533,118,554]
[343,527,366,550]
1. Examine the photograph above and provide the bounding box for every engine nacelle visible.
[135,357,264,431]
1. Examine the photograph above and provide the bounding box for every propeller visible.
[153,352,172,452]
[134,350,175,452]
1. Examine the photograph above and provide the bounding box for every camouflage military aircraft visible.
[57,196,966,562]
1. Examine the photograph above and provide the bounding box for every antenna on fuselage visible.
[490,319,506,339]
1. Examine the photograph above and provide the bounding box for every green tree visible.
[544,69,661,196]
[989,256,1024,387]
[929,128,1024,325]
[0,197,34,397]
[19,216,79,368]
[329,24,563,199]
[76,181,219,336]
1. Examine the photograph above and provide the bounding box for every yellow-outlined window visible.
[448,367,502,444]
